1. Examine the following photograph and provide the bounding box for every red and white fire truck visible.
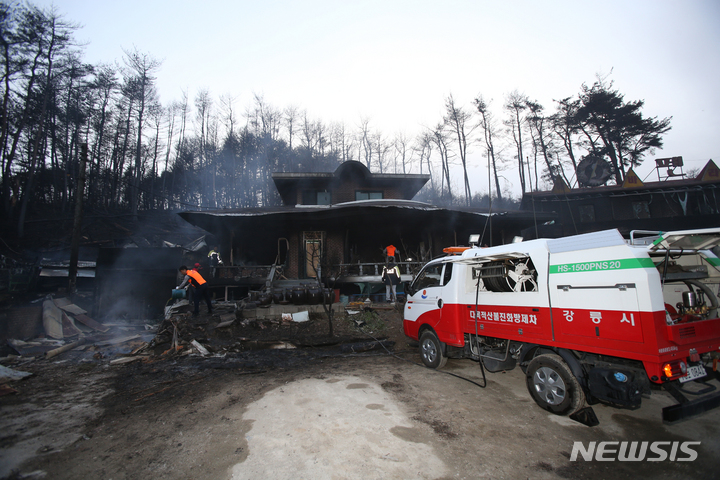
[403,228,720,425]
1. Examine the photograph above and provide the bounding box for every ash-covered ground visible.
[2,306,720,480]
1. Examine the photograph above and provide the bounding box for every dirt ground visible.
[2,307,720,480]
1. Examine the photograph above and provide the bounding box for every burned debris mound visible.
[0,292,405,406]
[149,299,400,362]
[2,296,155,361]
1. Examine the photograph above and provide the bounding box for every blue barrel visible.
[171,288,186,299]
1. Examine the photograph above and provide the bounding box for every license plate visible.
[679,365,707,383]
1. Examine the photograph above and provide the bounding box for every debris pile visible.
[145,300,311,358]
[1,295,158,394]
[0,294,403,398]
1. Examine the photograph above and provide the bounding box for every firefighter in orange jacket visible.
[178,265,213,316]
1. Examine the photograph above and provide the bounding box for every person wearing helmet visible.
[178,265,213,316]
[381,258,401,303]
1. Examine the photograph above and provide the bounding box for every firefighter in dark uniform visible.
[381,258,401,303]
[178,265,213,316]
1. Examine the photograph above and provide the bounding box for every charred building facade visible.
[520,159,720,239]
[179,161,549,294]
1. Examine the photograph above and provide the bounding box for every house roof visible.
[272,161,431,203]
[179,199,553,240]
[522,174,720,204]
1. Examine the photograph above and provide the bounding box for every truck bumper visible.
[662,390,720,423]
[662,372,720,423]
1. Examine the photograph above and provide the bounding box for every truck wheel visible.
[419,331,447,369]
[526,354,584,415]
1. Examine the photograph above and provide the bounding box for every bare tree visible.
[147,103,163,208]
[122,46,161,218]
[17,5,79,236]
[169,89,190,206]
[219,93,237,137]
[413,132,433,181]
[526,100,570,189]
[550,97,582,184]
[339,121,354,162]
[357,116,372,168]
[393,131,410,174]
[161,101,179,207]
[372,132,392,173]
[300,111,327,159]
[429,123,452,203]
[0,2,21,213]
[250,93,281,141]
[444,94,475,206]
[504,90,529,194]
[194,88,213,205]
[88,63,118,205]
[284,105,299,150]
[473,95,503,201]
[329,121,353,163]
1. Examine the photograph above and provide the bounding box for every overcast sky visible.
[37,0,720,196]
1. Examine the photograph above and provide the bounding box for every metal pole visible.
[68,143,88,294]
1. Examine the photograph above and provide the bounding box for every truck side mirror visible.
[404,281,415,297]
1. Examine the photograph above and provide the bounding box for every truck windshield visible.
[411,263,445,291]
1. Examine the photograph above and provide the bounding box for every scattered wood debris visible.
[42,300,64,339]
[71,313,109,333]
[45,338,86,359]
[8,338,64,356]
[56,302,87,316]
[109,356,143,365]
[191,340,210,356]
[93,335,142,347]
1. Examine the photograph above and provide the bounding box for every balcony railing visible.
[335,261,424,282]
[209,261,425,284]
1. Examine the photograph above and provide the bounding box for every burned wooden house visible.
[180,161,547,298]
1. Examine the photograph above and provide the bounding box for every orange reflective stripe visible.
[186,269,206,286]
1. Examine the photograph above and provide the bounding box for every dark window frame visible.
[302,190,331,205]
[355,190,384,201]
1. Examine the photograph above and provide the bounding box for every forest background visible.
[0,1,683,240]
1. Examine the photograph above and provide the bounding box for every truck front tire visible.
[526,354,584,415]
[419,330,447,369]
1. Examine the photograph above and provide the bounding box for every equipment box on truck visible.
[403,228,720,425]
